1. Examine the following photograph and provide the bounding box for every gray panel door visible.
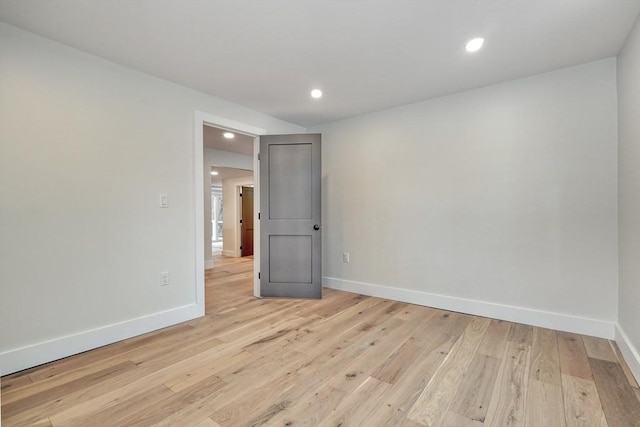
[260,134,321,298]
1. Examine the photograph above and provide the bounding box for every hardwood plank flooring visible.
[561,374,608,427]
[589,358,640,427]
[558,331,594,380]
[406,318,491,426]
[448,353,500,424]
[2,255,639,426]
[483,341,531,427]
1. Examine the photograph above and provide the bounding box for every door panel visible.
[269,235,312,283]
[241,186,254,257]
[268,144,312,219]
[260,134,321,298]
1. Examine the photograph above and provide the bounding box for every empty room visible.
[1,1,639,426]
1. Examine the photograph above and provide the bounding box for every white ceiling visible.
[210,166,253,186]
[1,1,638,127]
[204,125,254,156]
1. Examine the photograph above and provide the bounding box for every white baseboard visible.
[323,277,615,340]
[0,304,201,376]
[615,324,640,384]
[205,259,214,269]
[222,250,238,257]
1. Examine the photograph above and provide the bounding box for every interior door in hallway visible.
[241,186,254,257]
[260,134,321,298]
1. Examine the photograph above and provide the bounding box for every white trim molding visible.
[194,113,206,317]
[615,324,640,384]
[252,136,261,298]
[323,276,616,339]
[0,304,199,375]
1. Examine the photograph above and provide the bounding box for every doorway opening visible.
[209,165,254,258]
[197,116,262,315]
[194,111,265,316]
[211,185,222,256]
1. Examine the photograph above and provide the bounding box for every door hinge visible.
[258,152,260,160]
[258,212,261,220]
[240,219,243,224]
[240,193,242,197]
[240,246,243,250]
[258,272,261,279]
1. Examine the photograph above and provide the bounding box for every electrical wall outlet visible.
[160,271,170,286]
[343,252,350,263]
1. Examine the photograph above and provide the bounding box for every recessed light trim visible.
[223,132,235,139]
[311,89,322,99]
[211,171,219,176]
[465,37,485,52]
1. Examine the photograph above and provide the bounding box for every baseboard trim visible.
[205,259,214,269]
[323,277,615,339]
[222,250,238,257]
[615,324,640,384]
[0,303,200,375]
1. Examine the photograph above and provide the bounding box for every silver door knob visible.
[313,224,321,230]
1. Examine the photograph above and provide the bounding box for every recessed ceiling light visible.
[223,132,234,139]
[311,89,323,99]
[211,171,219,176]
[465,38,484,52]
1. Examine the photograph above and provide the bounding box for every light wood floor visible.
[2,256,639,427]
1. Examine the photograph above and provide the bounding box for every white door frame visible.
[194,111,264,316]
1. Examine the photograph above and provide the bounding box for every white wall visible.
[203,148,253,267]
[0,23,303,374]
[616,15,640,382]
[312,59,619,338]
[222,176,254,256]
